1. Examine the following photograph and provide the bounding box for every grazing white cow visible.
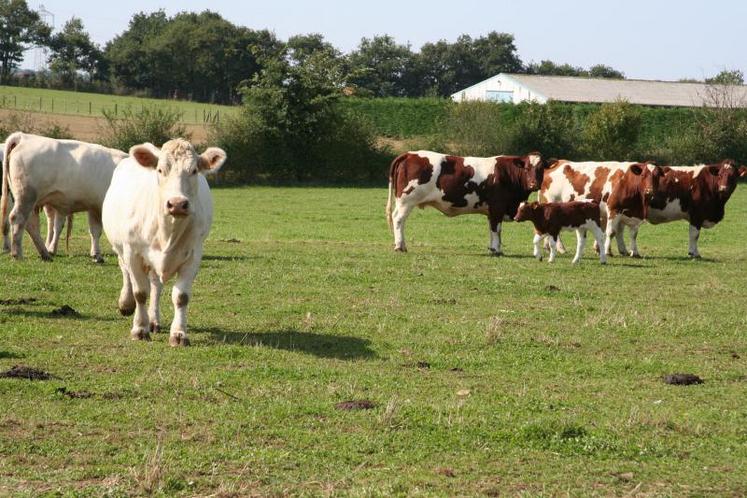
[0,132,127,261]
[102,139,226,346]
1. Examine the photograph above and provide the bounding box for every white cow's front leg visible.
[148,271,163,334]
[88,211,104,263]
[169,255,201,347]
[548,236,558,263]
[591,223,607,264]
[116,256,135,316]
[688,224,701,258]
[572,228,586,264]
[125,251,151,341]
[628,224,641,258]
[392,200,414,252]
[532,233,544,261]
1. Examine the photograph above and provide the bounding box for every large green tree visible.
[0,0,51,84]
[346,35,415,97]
[48,17,102,88]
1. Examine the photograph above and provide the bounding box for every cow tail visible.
[65,214,73,252]
[386,153,407,231]
[1,133,22,249]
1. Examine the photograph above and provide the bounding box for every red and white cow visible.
[102,139,226,346]
[1,133,127,261]
[639,160,747,258]
[386,151,547,254]
[540,161,663,257]
[514,200,606,264]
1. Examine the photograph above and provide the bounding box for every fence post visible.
[51,98,54,113]
[89,102,92,115]
[115,103,118,116]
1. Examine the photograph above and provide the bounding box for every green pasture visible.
[1,186,746,496]
[0,86,237,125]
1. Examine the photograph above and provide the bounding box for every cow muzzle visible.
[166,197,190,217]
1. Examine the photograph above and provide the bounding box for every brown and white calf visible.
[386,151,546,254]
[640,160,747,258]
[102,139,226,346]
[540,161,663,257]
[514,201,606,264]
[1,133,127,261]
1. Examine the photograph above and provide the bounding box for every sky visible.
[24,0,747,81]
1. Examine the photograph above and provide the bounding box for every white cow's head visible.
[130,139,226,218]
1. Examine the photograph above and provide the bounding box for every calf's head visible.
[514,201,540,222]
[130,139,227,218]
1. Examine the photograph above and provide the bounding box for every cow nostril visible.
[166,201,173,209]
[182,201,189,210]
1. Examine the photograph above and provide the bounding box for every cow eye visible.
[191,169,197,175]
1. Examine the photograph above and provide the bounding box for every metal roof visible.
[505,74,747,108]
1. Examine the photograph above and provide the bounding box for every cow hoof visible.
[92,256,104,264]
[118,306,135,317]
[394,247,407,253]
[149,321,161,333]
[131,329,151,341]
[630,253,642,259]
[169,335,190,347]
[689,253,701,259]
[490,251,503,257]
[40,252,52,262]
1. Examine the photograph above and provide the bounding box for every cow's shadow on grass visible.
[200,328,377,360]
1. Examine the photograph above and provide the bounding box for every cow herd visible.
[387,151,746,263]
[1,132,745,346]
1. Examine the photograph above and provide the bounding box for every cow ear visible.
[129,143,160,168]
[739,166,747,177]
[629,164,644,176]
[707,165,720,176]
[663,166,673,174]
[198,147,227,174]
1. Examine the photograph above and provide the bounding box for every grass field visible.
[0,86,237,125]
[1,186,747,496]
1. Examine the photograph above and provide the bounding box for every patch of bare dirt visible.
[0,365,58,381]
[335,400,376,411]
[663,373,703,385]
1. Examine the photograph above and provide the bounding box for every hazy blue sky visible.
[26,0,746,81]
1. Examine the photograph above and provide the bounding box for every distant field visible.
[0,86,238,125]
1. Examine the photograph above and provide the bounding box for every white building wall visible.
[451,74,547,104]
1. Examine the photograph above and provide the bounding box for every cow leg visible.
[125,252,151,341]
[169,256,201,347]
[591,224,607,264]
[24,208,52,260]
[392,200,413,252]
[616,228,629,256]
[532,233,544,261]
[46,207,65,255]
[548,236,558,263]
[488,215,502,255]
[2,217,9,253]
[628,224,642,258]
[88,210,104,263]
[572,229,586,264]
[688,225,701,258]
[604,215,622,257]
[147,271,162,333]
[555,235,567,254]
[117,256,135,316]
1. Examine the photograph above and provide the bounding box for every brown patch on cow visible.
[663,373,703,385]
[134,292,147,304]
[335,400,376,411]
[437,156,477,207]
[563,165,590,196]
[391,153,434,198]
[606,164,659,220]
[176,293,189,307]
[589,167,611,203]
[514,201,601,238]
[0,365,58,381]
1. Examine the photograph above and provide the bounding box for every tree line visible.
[1,1,632,104]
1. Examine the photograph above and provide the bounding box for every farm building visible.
[451,73,747,108]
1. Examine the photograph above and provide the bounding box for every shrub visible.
[581,100,642,160]
[212,50,389,184]
[509,101,580,158]
[0,110,72,141]
[100,106,189,151]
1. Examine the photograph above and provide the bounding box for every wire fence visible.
[0,94,229,125]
